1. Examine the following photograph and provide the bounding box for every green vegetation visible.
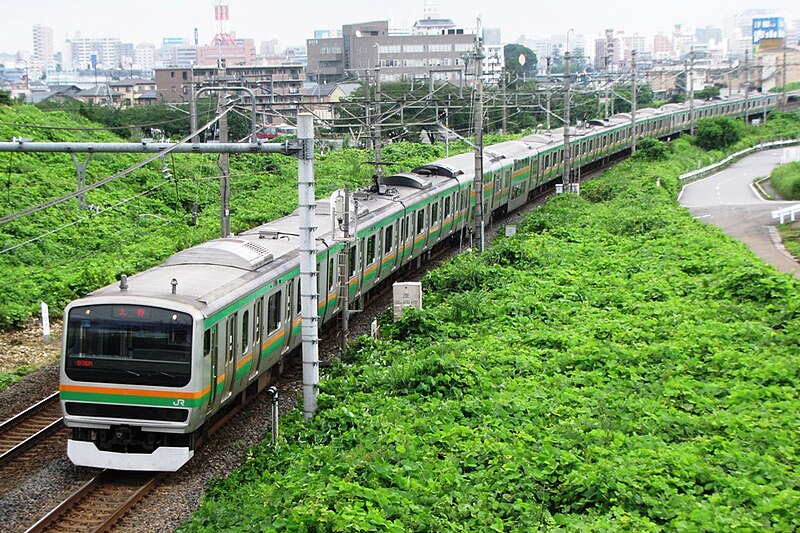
[770,161,800,200]
[631,137,671,162]
[694,116,744,151]
[0,365,33,390]
[0,104,527,330]
[181,119,800,531]
[778,222,800,260]
[770,81,800,93]
[503,43,537,81]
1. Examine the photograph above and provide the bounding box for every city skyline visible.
[2,0,798,55]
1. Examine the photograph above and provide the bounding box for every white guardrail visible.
[679,138,800,183]
[772,204,800,224]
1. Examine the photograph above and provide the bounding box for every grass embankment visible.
[769,158,800,261]
[770,161,800,201]
[0,103,516,388]
[182,128,800,531]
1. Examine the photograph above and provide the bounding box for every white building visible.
[134,43,156,72]
[32,24,54,78]
[68,36,122,70]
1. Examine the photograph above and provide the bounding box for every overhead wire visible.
[0,106,231,226]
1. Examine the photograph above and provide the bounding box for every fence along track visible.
[0,391,62,466]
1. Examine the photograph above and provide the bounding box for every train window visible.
[400,217,407,241]
[416,209,425,235]
[254,299,262,349]
[241,310,249,353]
[348,244,357,278]
[431,202,439,224]
[366,235,376,264]
[328,256,335,292]
[296,279,302,315]
[384,225,393,254]
[227,315,236,366]
[203,326,218,359]
[444,196,451,218]
[267,291,282,333]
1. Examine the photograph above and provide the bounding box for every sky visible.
[2,0,798,54]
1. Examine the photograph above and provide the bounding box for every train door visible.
[263,289,283,366]
[249,297,263,380]
[221,314,237,403]
[381,223,396,277]
[204,325,219,416]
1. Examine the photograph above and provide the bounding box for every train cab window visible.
[267,291,282,333]
[416,209,425,235]
[444,197,451,218]
[384,226,394,254]
[366,235,376,265]
[348,245,357,277]
[241,310,249,353]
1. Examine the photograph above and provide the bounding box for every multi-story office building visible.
[307,20,476,84]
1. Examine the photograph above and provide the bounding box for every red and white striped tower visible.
[211,0,236,46]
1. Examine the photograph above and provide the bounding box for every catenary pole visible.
[563,51,571,192]
[631,50,637,154]
[297,113,319,421]
[473,19,485,252]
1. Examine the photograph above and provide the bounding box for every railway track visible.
[0,391,62,467]
[26,470,162,532]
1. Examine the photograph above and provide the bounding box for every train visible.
[60,91,779,471]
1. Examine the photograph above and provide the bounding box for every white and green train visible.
[60,92,779,471]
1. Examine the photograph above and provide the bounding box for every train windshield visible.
[65,305,192,387]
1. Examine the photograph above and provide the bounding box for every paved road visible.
[679,148,800,279]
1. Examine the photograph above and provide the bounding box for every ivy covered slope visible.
[0,104,482,329]
[183,125,800,531]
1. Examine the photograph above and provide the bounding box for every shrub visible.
[694,116,743,151]
[770,161,800,200]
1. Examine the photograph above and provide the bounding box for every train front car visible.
[60,296,205,471]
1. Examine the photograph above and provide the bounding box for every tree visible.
[504,44,537,82]
[694,116,743,151]
[695,86,720,100]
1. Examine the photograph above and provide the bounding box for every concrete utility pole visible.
[631,50,637,154]
[689,52,695,135]
[782,49,788,111]
[374,67,382,180]
[563,51,572,192]
[743,50,749,124]
[473,19,485,252]
[297,113,319,421]
[501,67,508,133]
[217,65,231,239]
[545,56,552,130]
[605,55,611,118]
